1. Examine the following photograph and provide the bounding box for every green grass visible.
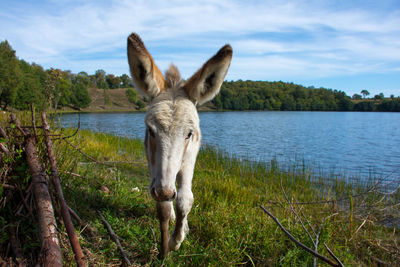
[1,113,399,266]
[52,130,399,266]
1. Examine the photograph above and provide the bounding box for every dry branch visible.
[0,143,10,157]
[31,104,37,136]
[42,113,86,267]
[67,206,96,237]
[97,211,131,266]
[0,126,7,139]
[260,205,344,267]
[10,114,27,137]
[63,138,115,167]
[11,113,62,266]
[62,171,89,179]
[280,178,315,246]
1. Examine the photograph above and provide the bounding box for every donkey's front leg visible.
[169,171,194,251]
[156,201,172,258]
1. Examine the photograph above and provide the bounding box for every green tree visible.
[106,74,122,89]
[0,40,22,110]
[136,99,145,109]
[374,93,384,100]
[352,93,362,100]
[70,74,91,108]
[54,76,72,109]
[14,60,46,110]
[44,68,63,109]
[95,69,109,89]
[361,90,370,99]
[120,74,132,88]
[126,88,137,104]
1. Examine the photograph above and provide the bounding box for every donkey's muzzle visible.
[151,186,177,202]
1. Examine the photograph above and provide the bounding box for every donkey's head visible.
[127,33,232,202]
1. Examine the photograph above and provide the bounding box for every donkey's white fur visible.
[127,33,232,256]
[145,87,201,250]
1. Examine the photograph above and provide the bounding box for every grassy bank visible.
[1,117,399,265]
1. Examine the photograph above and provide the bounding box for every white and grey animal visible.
[127,33,232,257]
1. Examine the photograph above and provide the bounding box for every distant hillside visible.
[83,87,142,111]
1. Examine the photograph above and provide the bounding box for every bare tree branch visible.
[42,113,86,267]
[314,213,339,267]
[324,243,345,267]
[260,205,343,267]
[280,177,315,246]
[10,114,27,137]
[63,138,115,167]
[0,143,10,157]
[31,104,37,136]
[25,136,62,266]
[97,211,131,266]
[0,126,7,139]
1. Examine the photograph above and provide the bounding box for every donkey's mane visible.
[165,64,182,88]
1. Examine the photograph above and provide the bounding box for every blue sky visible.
[1,0,399,97]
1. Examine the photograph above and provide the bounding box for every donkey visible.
[127,33,232,257]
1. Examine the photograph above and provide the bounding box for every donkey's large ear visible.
[127,33,165,97]
[184,45,232,105]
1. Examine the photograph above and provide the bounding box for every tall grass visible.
[52,130,399,266]
[1,115,399,265]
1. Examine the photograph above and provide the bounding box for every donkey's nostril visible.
[172,191,177,200]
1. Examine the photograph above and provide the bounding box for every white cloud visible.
[0,0,399,94]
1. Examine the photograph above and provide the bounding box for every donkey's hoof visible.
[168,236,182,251]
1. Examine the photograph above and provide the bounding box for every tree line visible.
[0,40,135,111]
[212,80,400,112]
[1,40,399,112]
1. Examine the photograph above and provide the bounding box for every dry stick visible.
[31,104,37,136]
[0,143,10,157]
[67,206,96,237]
[0,126,7,138]
[97,211,132,266]
[16,186,32,216]
[260,205,343,267]
[11,114,62,266]
[63,138,115,167]
[314,213,339,267]
[42,113,86,267]
[58,113,81,140]
[62,170,89,179]
[10,114,27,136]
[324,243,345,267]
[280,177,315,246]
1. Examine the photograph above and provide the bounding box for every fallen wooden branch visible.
[62,171,89,179]
[63,138,115,167]
[280,178,315,246]
[0,126,7,138]
[260,205,344,267]
[57,113,81,140]
[31,104,37,136]
[11,113,62,266]
[42,113,86,267]
[67,206,96,237]
[0,143,10,157]
[97,211,131,266]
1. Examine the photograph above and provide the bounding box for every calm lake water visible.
[58,111,400,182]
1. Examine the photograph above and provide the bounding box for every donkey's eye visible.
[185,131,193,140]
[148,128,155,138]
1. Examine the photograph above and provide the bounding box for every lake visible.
[58,111,400,183]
